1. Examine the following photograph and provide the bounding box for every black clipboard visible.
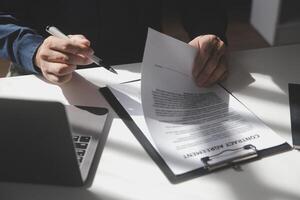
[99,86,292,183]
[288,83,300,149]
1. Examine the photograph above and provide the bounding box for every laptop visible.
[0,98,109,187]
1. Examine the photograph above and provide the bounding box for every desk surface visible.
[1,45,300,200]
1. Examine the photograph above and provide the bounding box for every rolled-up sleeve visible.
[0,13,44,74]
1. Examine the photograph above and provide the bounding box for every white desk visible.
[1,45,300,200]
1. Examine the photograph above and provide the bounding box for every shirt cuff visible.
[17,33,44,74]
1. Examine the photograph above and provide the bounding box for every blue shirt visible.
[0,13,44,74]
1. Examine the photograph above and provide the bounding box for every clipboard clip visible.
[201,144,258,171]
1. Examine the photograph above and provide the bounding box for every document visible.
[108,29,287,175]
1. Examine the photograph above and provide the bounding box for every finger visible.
[68,34,87,40]
[69,34,91,47]
[202,69,226,87]
[190,35,219,79]
[40,50,92,65]
[43,62,77,76]
[191,52,203,79]
[43,72,59,83]
[219,70,229,81]
[202,56,228,87]
[70,54,93,65]
[44,36,94,56]
[190,36,208,77]
[196,40,226,86]
[189,36,203,78]
[57,73,73,84]
[44,73,73,85]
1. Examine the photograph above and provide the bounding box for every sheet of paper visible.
[108,82,158,149]
[141,28,286,175]
[78,63,141,87]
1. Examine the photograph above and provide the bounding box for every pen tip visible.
[110,68,118,74]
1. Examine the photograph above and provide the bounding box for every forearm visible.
[0,13,44,74]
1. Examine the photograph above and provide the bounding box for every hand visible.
[34,35,94,84]
[189,35,228,87]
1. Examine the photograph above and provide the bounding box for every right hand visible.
[34,35,94,84]
[189,35,228,87]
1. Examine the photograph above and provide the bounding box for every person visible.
[0,13,94,82]
[1,0,228,86]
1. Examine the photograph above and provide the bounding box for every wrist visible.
[23,34,44,74]
[33,44,43,73]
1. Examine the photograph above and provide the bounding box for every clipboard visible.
[288,83,300,149]
[99,86,292,183]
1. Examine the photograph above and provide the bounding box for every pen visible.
[46,26,118,74]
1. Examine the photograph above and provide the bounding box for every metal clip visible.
[201,144,258,171]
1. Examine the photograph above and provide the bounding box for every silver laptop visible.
[0,98,109,187]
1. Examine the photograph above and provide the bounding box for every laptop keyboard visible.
[73,136,91,165]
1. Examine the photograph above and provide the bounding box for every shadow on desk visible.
[59,72,109,107]
[225,46,300,138]
[207,165,300,200]
[228,45,300,96]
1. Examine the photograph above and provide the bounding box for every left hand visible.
[189,35,228,87]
